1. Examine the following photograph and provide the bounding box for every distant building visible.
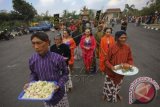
[0,10,8,13]
[103,8,121,22]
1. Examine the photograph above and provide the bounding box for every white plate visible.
[113,65,139,76]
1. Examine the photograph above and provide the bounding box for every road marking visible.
[7,64,17,68]
[155,28,159,30]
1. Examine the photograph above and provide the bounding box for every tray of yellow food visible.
[113,64,139,76]
[18,81,57,101]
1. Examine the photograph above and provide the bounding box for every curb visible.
[144,26,160,31]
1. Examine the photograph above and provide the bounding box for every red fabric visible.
[80,35,96,71]
[105,43,134,84]
[69,25,77,31]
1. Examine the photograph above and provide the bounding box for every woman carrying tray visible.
[102,30,134,102]
[25,32,69,107]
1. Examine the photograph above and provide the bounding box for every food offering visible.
[113,64,139,76]
[18,81,57,101]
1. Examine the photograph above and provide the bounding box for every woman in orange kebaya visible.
[80,28,96,73]
[63,29,76,72]
[99,28,115,73]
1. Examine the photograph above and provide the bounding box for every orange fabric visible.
[99,35,115,72]
[63,37,76,65]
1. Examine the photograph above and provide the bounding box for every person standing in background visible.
[72,27,82,60]
[95,25,104,58]
[80,28,96,73]
[121,19,128,31]
[50,34,73,92]
[99,28,115,73]
[63,29,76,72]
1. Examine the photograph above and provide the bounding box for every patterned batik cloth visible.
[103,75,123,103]
[44,94,69,107]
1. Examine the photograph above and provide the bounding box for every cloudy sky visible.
[0,0,148,15]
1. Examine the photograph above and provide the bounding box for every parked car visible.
[28,26,42,32]
[28,21,52,32]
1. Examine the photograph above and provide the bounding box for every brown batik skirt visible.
[103,75,123,102]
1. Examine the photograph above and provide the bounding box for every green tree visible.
[123,4,138,16]
[9,11,24,20]
[155,0,160,11]
[71,11,78,19]
[12,0,37,21]
[0,12,10,21]
[88,9,95,20]
[62,10,68,18]
[62,10,79,19]
[139,0,160,16]
[42,10,52,20]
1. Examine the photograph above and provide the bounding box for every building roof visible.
[105,8,121,13]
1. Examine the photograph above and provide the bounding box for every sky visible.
[0,0,148,15]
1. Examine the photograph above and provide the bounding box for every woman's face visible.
[63,31,69,38]
[54,38,62,45]
[118,34,127,45]
[85,29,91,36]
[105,29,111,35]
[98,26,103,31]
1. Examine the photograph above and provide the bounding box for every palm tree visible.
[62,10,68,18]
[123,4,137,16]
